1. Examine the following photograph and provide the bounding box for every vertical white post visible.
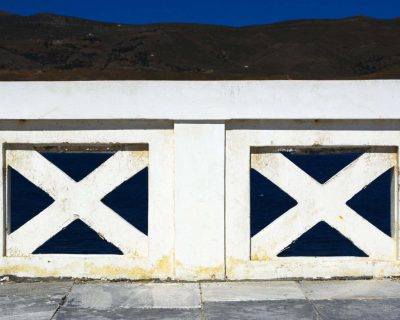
[0,143,4,256]
[174,122,225,280]
[395,149,399,260]
[225,140,251,275]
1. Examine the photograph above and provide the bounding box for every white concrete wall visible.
[0,81,399,280]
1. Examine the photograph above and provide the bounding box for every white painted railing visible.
[0,81,399,280]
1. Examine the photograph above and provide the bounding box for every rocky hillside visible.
[0,11,399,80]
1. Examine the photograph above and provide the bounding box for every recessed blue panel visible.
[102,168,148,235]
[277,222,368,257]
[347,168,393,237]
[40,152,114,182]
[33,219,123,254]
[250,169,297,237]
[9,166,54,233]
[281,151,362,184]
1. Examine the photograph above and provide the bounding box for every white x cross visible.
[251,152,396,260]
[7,150,148,257]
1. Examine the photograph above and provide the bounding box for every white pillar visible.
[0,143,4,256]
[174,122,225,280]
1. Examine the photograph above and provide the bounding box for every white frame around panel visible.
[0,129,174,280]
[226,127,400,280]
[6,147,149,257]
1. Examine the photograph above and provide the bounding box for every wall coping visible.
[1,80,399,120]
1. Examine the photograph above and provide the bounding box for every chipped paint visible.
[0,255,174,280]
[83,256,173,279]
[174,260,225,280]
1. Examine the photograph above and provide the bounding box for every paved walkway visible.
[1,279,400,319]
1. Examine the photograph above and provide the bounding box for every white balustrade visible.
[0,81,399,280]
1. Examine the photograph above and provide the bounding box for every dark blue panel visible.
[347,168,393,236]
[102,168,148,235]
[281,152,362,184]
[9,166,54,233]
[33,219,123,254]
[277,222,368,257]
[40,152,114,182]
[250,169,297,237]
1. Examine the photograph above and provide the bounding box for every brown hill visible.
[0,12,400,80]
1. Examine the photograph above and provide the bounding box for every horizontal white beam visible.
[0,80,399,120]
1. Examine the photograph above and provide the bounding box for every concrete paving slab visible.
[129,283,201,308]
[204,301,316,320]
[313,299,400,320]
[55,307,201,320]
[201,281,305,302]
[66,282,201,310]
[5,280,400,319]
[0,280,73,296]
[300,279,400,300]
[0,281,73,320]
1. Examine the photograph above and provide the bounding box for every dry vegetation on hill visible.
[0,12,400,80]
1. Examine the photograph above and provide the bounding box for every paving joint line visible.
[199,283,206,320]
[50,280,75,320]
[296,280,324,320]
